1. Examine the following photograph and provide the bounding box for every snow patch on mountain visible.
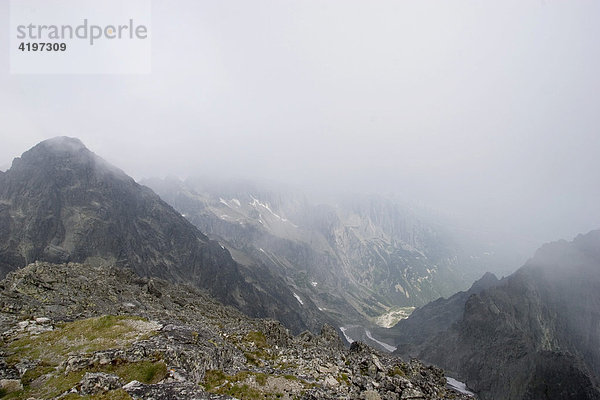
[249,195,298,227]
[365,330,397,352]
[446,377,475,396]
[293,292,304,305]
[339,327,355,344]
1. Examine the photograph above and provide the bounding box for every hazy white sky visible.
[1,0,599,244]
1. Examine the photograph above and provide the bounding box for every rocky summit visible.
[0,262,471,400]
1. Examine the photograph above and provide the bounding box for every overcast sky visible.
[1,0,599,246]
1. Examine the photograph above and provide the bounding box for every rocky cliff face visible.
[0,137,327,334]
[393,230,600,400]
[0,262,472,400]
[376,272,499,349]
[144,176,503,328]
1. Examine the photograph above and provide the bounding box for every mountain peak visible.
[19,136,91,163]
[6,136,130,183]
[469,271,499,292]
[39,136,87,151]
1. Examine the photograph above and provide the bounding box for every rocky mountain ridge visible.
[392,230,600,400]
[0,261,472,400]
[373,272,500,349]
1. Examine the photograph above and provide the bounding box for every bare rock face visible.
[0,262,472,400]
[0,137,328,334]
[394,230,600,400]
[387,271,499,351]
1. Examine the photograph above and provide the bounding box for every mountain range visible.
[0,137,326,334]
[144,176,518,329]
[1,137,598,399]
[0,137,472,399]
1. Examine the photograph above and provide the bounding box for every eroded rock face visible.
[0,262,472,400]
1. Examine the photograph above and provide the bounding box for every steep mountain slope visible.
[0,261,472,400]
[394,230,600,400]
[0,137,326,333]
[374,272,500,349]
[144,176,509,327]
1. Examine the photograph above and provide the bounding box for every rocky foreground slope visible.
[0,262,470,400]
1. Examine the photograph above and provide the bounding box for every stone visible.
[26,322,53,335]
[323,375,339,387]
[401,387,425,399]
[17,321,29,329]
[372,355,384,372]
[166,367,189,382]
[79,372,123,395]
[363,389,382,400]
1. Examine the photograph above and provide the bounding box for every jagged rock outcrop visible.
[394,230,600,400]
[0,262,472,400]
[0,137,327,334]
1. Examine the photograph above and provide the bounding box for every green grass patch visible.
[226,384,282,400]
[244,351,262,367]
[255,373,267,386]
[21,363,55,385]
[244,331,268,349]
[96,360,167,384]
[1,390,23,400]
[389,364,408,377]
[21,370,86,399]
[336,373,350,385]
[203,370,284,400]
[2,315,163,400]
[241,331,274,367]
[6,315,153,366]
[3,361,165,400]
